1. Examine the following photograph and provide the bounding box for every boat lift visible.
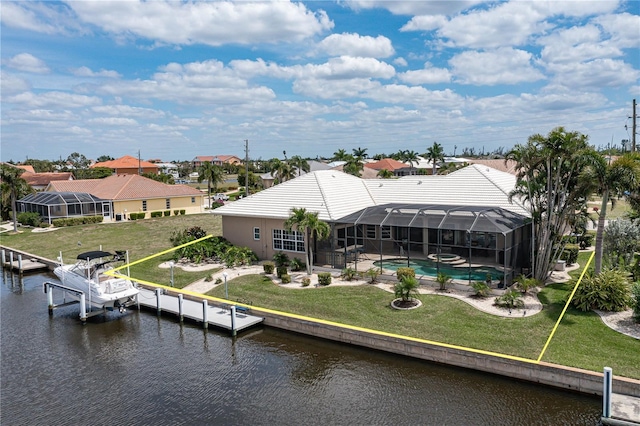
[43,281,121,322]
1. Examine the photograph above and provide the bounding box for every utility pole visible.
[138,150,142,175]
[244,139,249,197]
[633,99,637,152]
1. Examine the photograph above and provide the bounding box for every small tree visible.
[572,269,631,312]
[435,272,452,291]
[394,275,420,302]
[284,207,330,275]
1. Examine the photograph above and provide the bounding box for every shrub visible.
[394,275,420,302]
[180,210,185,215]
[317,272,332,286]
[572,269,631,312]
[364,267,380,284]
[290,257,305,272]
[174,210,180,216]
[301,277,311,287]
[17,212,42,227]
[494,289,524,309]
[435,272,452,291]
[280,274,291,284]
[151,211,163,218]
[632,282,640,323]
[471,281,491,298]
[263,262,275,274]
[222,246,257,267]
[513,274,540,294]
[215,277,222,284]
[51,216,104,227]
[204,274,213,282]
[273,252,290,267]
[560,244,579,265]
[341,267,358,281]
[579,232,595,249]
[164,210,171,217]
[276,266,288,278]
[603,219,640,270]
[396,267,416,282]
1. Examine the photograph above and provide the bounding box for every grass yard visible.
[2,217,638,379]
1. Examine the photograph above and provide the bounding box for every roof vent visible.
[417,180,422,185]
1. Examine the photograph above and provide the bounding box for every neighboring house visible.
[16,165,36,173]
[213,165,531,285]
[464,158,518,175]
[156,162,180,179]
[18,174,204,223]
[91,155,159,175]
[192,155,242,168]
[22,172,74,191]
[364,158,410,176]
[260,160,333,189]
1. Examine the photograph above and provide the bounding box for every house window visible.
[191,197,196,203]
[254,227,260,240]
[366,225,376,239]
[273,229,305,252]
[381,225,391,240]
[166,199,170,209]
[142,200,147,211]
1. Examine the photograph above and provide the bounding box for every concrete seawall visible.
[257,308,640,398]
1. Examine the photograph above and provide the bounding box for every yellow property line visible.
[536,251,594,362]
[104,236,593,365]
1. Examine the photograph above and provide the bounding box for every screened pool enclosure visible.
[17,192,110,224]
[315,203,532,286]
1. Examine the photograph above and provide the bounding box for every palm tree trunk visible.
[306,228,312,275]
[594,191,609,274]
[10,190,18,233]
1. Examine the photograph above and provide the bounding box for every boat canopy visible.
[76,251,114,261]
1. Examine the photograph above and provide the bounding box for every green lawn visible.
[2,217,638,379]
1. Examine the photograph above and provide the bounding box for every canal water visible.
[1,271,600,425]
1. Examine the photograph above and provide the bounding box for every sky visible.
[1,1,639,163]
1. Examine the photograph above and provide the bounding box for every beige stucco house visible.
[18,174,204,223]
[213,166,532,285]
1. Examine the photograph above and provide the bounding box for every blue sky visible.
[1,1,638,163]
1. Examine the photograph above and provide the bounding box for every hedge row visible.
[52,216,104,227]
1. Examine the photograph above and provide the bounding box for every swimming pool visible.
[374,258,504,281]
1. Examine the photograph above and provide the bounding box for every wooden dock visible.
[1,247,53,273]
[136,287,263,334]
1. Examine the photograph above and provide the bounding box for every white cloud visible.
[450,48,545,85]
[393,57,408,67]
[71,66,121,78]
[6,91,102,108]
[398,63,451,85]
[301,56,396,80]
[5,53,50,74]
[67,1,333,46]
[344,0,484,16]
[0,72,31,95]
[91,105,166,119]
[546,59,639,89]
[401,15,448,32]
[595,12,640,48]
[0,2,85,35]
[86,117,138,126]
[315,33,395,58]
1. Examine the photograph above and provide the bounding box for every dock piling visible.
[18,254,23,272]
[202,300,208,329]
[155,288,162,315]
[178,294,184,322]
[603,367,612,418]
[1,249,5,268]
[9,252,14,268]
[231,305,237,336]
[46,283,54,315]
[79,294,87,323]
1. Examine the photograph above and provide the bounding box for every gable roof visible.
[214,165,529,222]
[46,174,202,200]
[17,165,36,173]
[91,155,157,170]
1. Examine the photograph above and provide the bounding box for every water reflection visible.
[1,271,600,425]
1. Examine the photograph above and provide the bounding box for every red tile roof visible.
[23,172,73,186]
[17,165,36,173]
[364,158,408,171]
[47,174,202,200]
[91,155,158,170]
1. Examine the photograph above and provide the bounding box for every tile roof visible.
[364,158,409,171]
[91,155,157,170]
[47,174,202,200]
[464,159,519,175]
[214,164,529,221]
[23,172,74,186]
[17,165,36,173]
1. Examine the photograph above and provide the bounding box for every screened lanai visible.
[316,203,531,286]
[17,192,110,224]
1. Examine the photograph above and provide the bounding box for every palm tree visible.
[352,147,368,160]
[377,169,394,179]
[425,142,445,175]
[0,164,28,232]
[401,150,420,175]
[343,154,364,177]
[290,155,310,177]
[332,149,349,162]
[271,160,296,183]
[506,127,592,282]
[197,161,225,200]
[284,207,330,275]
[580,152,640,273]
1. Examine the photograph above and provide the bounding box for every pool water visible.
[375,258,503,281]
